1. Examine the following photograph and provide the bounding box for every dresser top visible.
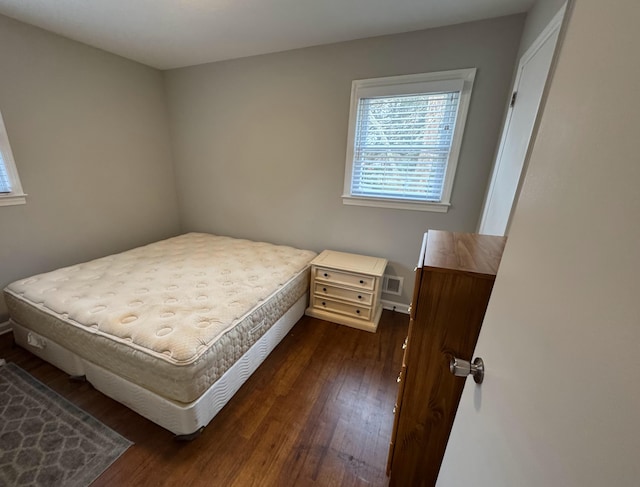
[420,231,506,277]
[311,250,387,276]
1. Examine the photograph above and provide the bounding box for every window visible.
[343,69,476,212]
[0,110,26,206]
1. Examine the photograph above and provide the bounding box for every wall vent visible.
[382,275,403,296]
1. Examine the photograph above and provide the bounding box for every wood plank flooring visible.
[0,310,408,486]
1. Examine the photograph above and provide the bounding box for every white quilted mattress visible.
[4,233,316,403]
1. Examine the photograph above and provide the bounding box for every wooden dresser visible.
[387,230,506,486]
[305,250,387,333]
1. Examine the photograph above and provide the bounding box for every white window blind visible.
[0,109,26,206]
[351,91,460,202]
[0,152,11,193]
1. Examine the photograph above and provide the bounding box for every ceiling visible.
[0,0,534,70]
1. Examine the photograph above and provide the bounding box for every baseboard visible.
[0,320,12,336]
[381,300,410,314]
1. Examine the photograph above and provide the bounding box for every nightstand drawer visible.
[314,267,375,290]
[313,283,373,305]
[312,297,372,320]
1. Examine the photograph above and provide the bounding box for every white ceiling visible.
[0,0,534,70]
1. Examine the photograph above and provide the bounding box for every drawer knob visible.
[357,295,362,299]
[324,273,329,277]
[323,287,327,292]
[356,309,360,314]
[322,301,326,306]
[359,279,364,284]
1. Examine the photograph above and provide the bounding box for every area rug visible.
[0,363,132,486]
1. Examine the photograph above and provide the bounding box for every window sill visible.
[342,195,450,213]
[0,193,27,207]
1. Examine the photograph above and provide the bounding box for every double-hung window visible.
[0,110,26,206]
[343,68,476,212]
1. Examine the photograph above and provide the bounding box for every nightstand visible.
[305,250,387,332]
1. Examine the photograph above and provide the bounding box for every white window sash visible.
[343,69,476,212]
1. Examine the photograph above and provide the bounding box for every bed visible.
[3,233,316,438]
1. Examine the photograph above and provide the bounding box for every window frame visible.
[342,68,476,212]
[0,110,26,207]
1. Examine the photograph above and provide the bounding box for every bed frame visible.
[10,295,307,438]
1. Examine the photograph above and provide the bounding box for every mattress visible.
[4,233,316,403]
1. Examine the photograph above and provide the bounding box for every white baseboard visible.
[381,300,410,314]
[0,320,11,336]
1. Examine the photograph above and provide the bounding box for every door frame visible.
[477,3,566,235]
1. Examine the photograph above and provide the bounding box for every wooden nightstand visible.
[305,250,387,333]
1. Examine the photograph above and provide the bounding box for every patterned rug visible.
[0,363,132,486]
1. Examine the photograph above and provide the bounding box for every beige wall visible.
[0,15,181,320]
[441,1,640,484]
[164,15,525,305]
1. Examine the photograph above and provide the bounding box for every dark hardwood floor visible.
[0,310,408,486]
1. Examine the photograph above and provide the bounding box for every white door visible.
[478,7,564,236]
[439,2,640,486]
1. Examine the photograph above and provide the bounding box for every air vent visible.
[382,275,403,296]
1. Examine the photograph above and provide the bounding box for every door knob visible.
[450,357,484,384]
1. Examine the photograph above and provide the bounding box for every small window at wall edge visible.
[342,68,476,212]
[0,110,26,206]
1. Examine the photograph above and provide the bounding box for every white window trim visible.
[342,68,476,212]
[0,110,26,207]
